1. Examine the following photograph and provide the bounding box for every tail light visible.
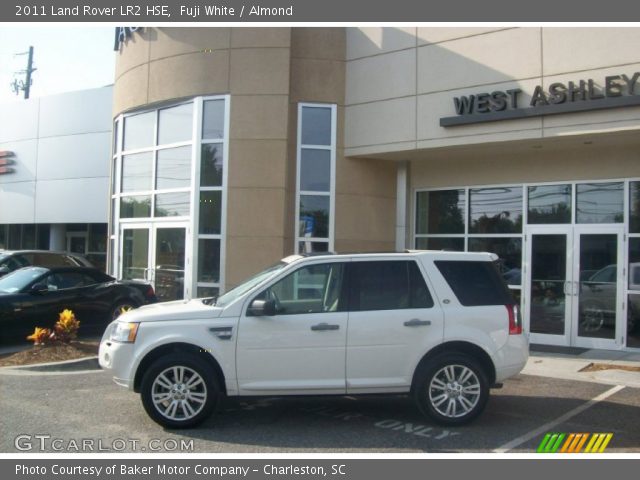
[506,304,522,335]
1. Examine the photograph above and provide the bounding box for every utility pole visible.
[11,46,37,99]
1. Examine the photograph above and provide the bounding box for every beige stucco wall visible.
[345,27,640,157]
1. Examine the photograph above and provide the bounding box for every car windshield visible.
[213,262,287,308]
[0,267,47,293]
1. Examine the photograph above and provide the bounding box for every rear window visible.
[349,260,434,311]
[434,260,514,306]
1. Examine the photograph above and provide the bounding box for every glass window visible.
[576,182,623,224]
[158,103,193,145]
[0,225,6,249]
[301,107,331,146]
[630,182,640,233]
[200,144,223,187]
[198,239,220,283]
[37,224,50,250]
[202,100,225,140]
[299,195,329,238]
[468,237,522,286]
[155,192,190,217]
[120,196,151,218]
[22,225,36,249]
[469,186,522,234]
[528,184,571,224]
[629,238,640,291]
[416,190,465,234]
[123,111,155,151]
[415,237,464,251]
[121,152,153,192]
[88,224,107,253]
[259,263,345,315]
[298,241,330,254]
[45,272,88,290]
[156,146,191,189]
[434,260,514,306]
[300,149,331,192]
[199,191,222,234]
[350,261,433,311]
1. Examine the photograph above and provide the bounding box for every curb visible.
[0,356,100,373]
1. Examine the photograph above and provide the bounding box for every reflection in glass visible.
[202,100,225,139]
[299,195,329,238]
[156,146,191,189]
[416,190,465,234]
[628,294,640,348]
[300,149,330,192]
[198,239,220,283]
[468,237,522,285]
[576,182,623,224]
[298,241,329,254]
[629,238,640,291]
[121,152,153,192]
[158,103,193,145]
[154,193,190,217]
[200,144,223,187]
[120,196,151,218]
[197,286,219,299]
[123,111,155,151]
[199,191,222,234]
[469,186,522,234]
[578,234,617,340]
[630,182,640,233]
[529,234,567,335]
[122,229,149,281]
[415,237,464,251]
[155,228,186,301]
[528,184,571,224]
[301,107,331,146]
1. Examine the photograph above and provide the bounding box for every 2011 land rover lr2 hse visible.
[99,251,528,428]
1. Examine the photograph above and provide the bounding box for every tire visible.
[414,354,489,426]
[140,353,220,429]
[110,300,137,321]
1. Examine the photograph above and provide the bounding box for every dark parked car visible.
[0,266,157,344]
[0,250,93,278]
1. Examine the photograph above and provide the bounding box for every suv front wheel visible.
[414,354,489,426]
[140,353,220,429]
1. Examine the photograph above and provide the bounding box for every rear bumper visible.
[494,334,529,382]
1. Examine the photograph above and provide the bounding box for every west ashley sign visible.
[440,73,640,127]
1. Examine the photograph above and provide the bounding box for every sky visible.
[0,27,115,103]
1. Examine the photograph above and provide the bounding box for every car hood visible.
[119,299,224,323]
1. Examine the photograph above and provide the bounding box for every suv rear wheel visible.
[414,354,489,426]
[140,353,220,429]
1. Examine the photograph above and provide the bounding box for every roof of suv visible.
[284,250,499,263]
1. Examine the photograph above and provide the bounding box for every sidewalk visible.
[523,345,640,388]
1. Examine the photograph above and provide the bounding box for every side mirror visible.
[30,283,49,294]
[0,265,9,277]
[248,298,277,316]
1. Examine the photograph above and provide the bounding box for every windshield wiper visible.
[202,296,218,306]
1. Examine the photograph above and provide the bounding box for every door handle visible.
[404,318,432,327]
[563,281,570,296]
[311,323,340,331]
[574,281,580,296]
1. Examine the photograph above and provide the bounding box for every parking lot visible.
[1,366,639,453]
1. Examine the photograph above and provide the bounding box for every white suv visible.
[99,251,528,428]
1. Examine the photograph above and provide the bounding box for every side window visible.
[257,263,345,315]
[349,261,434,311]
[434,260,513,306]
[12,255,31,269]
[4,257,26,272]
[45,273,87,291]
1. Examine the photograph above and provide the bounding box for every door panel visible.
[154,227,186,301]
[121,227,150,282]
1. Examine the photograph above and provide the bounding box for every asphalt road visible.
[0,368,638,453]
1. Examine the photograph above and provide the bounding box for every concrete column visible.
[49,224,66,251]
[395,161,408,252]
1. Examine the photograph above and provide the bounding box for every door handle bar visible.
[310,323,340,331]
[404,319,432,327]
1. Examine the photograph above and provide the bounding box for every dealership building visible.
[2,27,640,351]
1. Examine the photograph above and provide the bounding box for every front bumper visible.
[98,326,136,390]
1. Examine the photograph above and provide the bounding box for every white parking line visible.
[493,384,625,453]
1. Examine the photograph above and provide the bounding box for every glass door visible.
[526,226,573,346]
[572,226,623,349]
[153,224,188,301]
[120,224,151,283]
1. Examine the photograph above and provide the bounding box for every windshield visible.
[0,267,47,293]
[214,262,287,308]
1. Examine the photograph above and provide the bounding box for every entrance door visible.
[119,223,189,301]
[572,226,623,349]
[526,225,624,349]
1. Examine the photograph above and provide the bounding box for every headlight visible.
[110,322,139,343]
